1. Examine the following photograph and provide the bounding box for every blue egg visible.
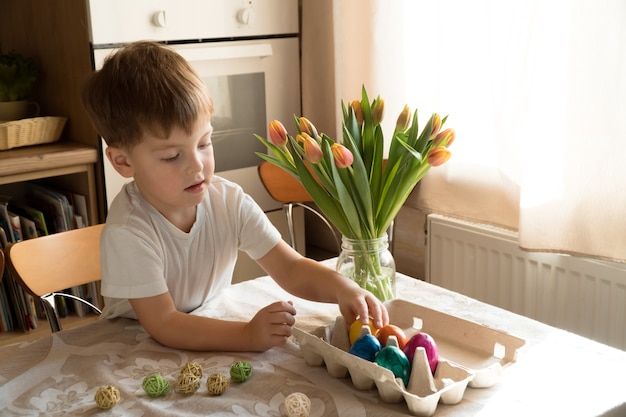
[375,345,411,386]
[349,334,381,362]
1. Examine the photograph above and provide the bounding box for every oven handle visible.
[175,43,273,62]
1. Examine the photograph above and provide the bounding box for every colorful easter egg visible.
[404,332,439,374]
[349,319,378,345]
[375,336,411,386]
[349,333,382,361]
[376,324,408,349]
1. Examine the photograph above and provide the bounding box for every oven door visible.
[94,37,301,212]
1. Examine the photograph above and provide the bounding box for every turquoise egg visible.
[375,345,411,386]
[349,334,381,362]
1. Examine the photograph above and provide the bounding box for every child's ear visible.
[105,146,134,178]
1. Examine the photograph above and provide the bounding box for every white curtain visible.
[301,0,626,263]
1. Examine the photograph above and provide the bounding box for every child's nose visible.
[188,152,204,174]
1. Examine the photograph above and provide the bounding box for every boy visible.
[81,41,388,351]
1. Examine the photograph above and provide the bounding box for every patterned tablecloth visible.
[1,267,625,417]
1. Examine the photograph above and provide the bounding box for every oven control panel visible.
[87,0,298,46]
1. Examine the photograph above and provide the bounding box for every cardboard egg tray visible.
[292,299,525,417]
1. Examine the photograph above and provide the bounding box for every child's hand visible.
[337,287,390,330]
[244,301,296,351]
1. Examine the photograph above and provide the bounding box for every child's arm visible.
[130,293,296,351]
[256,240,390,329]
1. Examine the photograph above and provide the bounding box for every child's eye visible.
[199,142,212,150]
[162,154,180,162]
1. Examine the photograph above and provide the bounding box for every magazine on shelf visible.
[0,184,92,334]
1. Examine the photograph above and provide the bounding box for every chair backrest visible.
[5,224,104,298]
[258,161,313,203]
[5,224,104,332]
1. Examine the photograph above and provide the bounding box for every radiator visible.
[425,214,626,351]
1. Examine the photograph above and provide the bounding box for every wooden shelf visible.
[0,141,100,225]
[0,141,98,179]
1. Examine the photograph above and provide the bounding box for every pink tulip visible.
[427,146,451,167]
[268,120,288,147]
[331,143,354,168]
[297,133,323,164]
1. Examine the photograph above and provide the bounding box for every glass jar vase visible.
[336,234,396,302]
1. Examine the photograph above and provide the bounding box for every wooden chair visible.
[4,224,104,333]
[258,161,340,252]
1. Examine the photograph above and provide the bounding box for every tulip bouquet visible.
[254,86,454,300]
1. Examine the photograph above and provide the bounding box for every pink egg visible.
[403,332,439,374]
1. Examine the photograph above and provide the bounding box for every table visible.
[1,268,626,416]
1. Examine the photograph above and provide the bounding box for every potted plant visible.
[0,51,39,121]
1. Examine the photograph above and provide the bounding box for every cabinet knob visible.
[236,8,256,25]
[152,10,167,28]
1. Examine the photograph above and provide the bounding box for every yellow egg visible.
[349,319,378,345]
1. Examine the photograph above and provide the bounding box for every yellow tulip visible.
[351,100,364,126]
[372,99,385,125]
[395,105,411,132]
[428,113,442,140]
[331,143,354,168]
[268,120,288,147]
[427,146,451,167]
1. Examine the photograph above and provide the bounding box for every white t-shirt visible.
[99,176,282,319]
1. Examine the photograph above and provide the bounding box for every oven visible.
[86,0,304,279]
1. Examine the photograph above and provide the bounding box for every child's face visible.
[122,114,215,224]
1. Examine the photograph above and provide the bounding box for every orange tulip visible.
[268,120,288,147]
[427,146,451,167]
[297,132,323,164]
[331,143,354,168]
[433,128,455,148]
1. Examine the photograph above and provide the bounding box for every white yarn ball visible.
[284,392,311,417]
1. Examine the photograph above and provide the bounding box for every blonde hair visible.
[82,41,213,148]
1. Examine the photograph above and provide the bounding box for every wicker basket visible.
[0,116,67,150]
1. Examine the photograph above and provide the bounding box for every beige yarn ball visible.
[206,373,230,395]
[176,372,201,395]
[180,361,203,378]
[94,385,120,409]
[284,392,311,417]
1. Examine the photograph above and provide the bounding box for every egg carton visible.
[292,299,525,417]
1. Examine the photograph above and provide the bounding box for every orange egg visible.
[376,324,408,349]
[349,319,378,345]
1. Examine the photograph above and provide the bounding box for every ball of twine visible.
[230,361,252,383]
[94,385,120,409]
[176,372,201,395]
[206,373,230,395]
[284,392,311,417]
[180,361,203,378]
[142,373,170,398]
